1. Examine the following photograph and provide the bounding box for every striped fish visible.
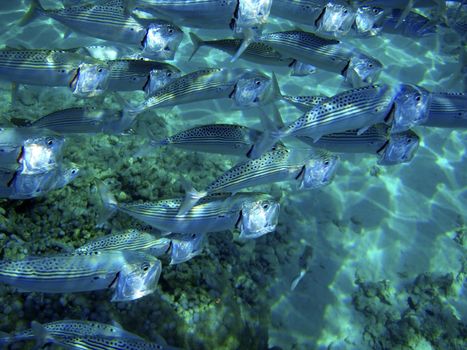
[178,147,338,214]
[131,68,278,114]
[106,59,180,92]
[271,0,326,28]
[0,47,97,87]
[132,0,237,29]
[297,124,391,154]
[283,95,329,111]
[51,334,179,350]
[146,124,264,157]
[423,92,467,129]
[298,124,420,165]
[70,62,110,97]
[250,84,397,158]
[0,320,144,348]
[99,185,279,238]
[75,229,171,256]
[391,84,431,133]
[189,32,293,66]
[21,0,184,60]
[0,250,161,301]
[258,30,382,86]
[29,107,133,135]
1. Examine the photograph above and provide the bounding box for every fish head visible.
[345,54,383,87]
[355,6,385,34]
[169,233,205,265]
[20,135,65,175]
[141,22,183,60]
[236,0,273,29]
[301,152,339,189]
[378,130,420,166]
[316,2,356,36]
[56,165,80,188]
[112,255,162,302]
[391,84,430,133]
[233,71,278,108]
[239,196,280,239]
[70,63,110,98]
[290,61,317,77]
[144,67,181,97]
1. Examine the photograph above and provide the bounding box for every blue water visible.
[0,1,465,350]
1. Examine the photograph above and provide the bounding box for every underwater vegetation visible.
[0,0,466,349]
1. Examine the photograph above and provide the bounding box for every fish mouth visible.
[69,67,80,91]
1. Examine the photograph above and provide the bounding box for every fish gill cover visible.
[0,0,465,349]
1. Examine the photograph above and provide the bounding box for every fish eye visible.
[373,8,379,13]
[255,80,261,86]
[164,46,171,51]
[191,233,196,238]
[71,169,77,174]
[415,95,421,101]
[368,63,373,68]
[47,138,54,146]
[98,68,103,73]
[406,138,412,144]
[263,203,269,209]
[324,160,330,166]
[168,28,174,34]
[167,72,172,77]
[142,262,150,271]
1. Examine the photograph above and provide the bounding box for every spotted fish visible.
[178,147,338,214]
[423,92,467,128]
[250,84,397,158]
[283,95,329,111]
[0,250,161,301]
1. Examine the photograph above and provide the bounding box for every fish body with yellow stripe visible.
[0,250,161,301]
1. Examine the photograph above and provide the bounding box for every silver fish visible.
[52,334,178,350]
[145,124,265,157]
[315,2,356,36]
[168,232,206,264]
[3,164,80,200]
[380,8,438,37]
[133,0,237,29]
[0,250,161,301]
[99,184,279,238]
[143,65,181,96]
[75,229,171,256]
[423,92,467,128]
[298,124,420,165]
[391,84,431,133]
[377,129,420,166]
[106,59,180,92]
[0,128,64,174]
[353,6,385,35]
[0,319,144,348]
[131,68,278,115]
[21,0,184,60]
[189,32,293,66]
[178,147,338,214]
[29,107,133,135]
[258,30,382,86]
[283,95,329,111]
[251,84,397,158]
[69,62,110,97]
[230,0,273,61]
[271,0,327,28]
[0,47,97,87]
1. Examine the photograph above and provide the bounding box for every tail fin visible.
[113,93,143,133]
[19,0,44,27]
[31,321,50,349]
[177,178,207,216]
[395,0,413,28]
[188,32,203,61]
[96,182,118,227]
[271,72,283,101]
